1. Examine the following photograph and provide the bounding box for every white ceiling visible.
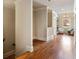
[52,0,74,6]
[4,0,74,13]
[52,0,74,12]
[33,0,74,13]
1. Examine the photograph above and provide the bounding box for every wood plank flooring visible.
[16,35,75,59]
[4,35,75,59]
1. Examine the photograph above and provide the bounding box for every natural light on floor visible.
[61,35,72,52]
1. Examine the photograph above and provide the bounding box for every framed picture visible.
[62,16,71,27]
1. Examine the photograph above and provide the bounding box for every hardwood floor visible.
[33,39,45,51]
[16,35,75,59]
[4,35,75,59]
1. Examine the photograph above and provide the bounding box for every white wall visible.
[15,0,33,56]
[47,9,53,41]
[52,11,58,35]
[47,10,57,41]
[47,27,53,41]
[33,7,48,41]
[33,10,36,39]
[3,0,15,53]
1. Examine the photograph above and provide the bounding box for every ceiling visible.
[4,0,75,13]
[52,0,74,12]
[33,0,74,13]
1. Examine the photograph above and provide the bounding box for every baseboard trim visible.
[33,36,47,41]
[26,45,33,52]
[16,46,33,56]
[4,50,15,58]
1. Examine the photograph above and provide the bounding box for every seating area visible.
[57,27,74,36]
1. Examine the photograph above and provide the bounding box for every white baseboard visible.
[26,45,33,52]
[4,50,15,58]
[16,46,33,56]
[37,38,46,41]
[33,36,47,41]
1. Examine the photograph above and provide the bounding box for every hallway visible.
[16,35,75,59]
